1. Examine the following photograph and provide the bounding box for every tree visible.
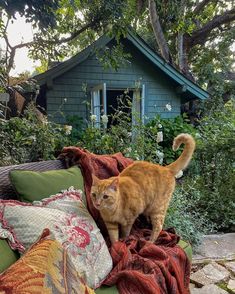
[0,0,234,109]
[0,0,60,90]
[0,0,129,78]
[144,0,235,110]
[0,0,60,29]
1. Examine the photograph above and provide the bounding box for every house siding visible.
[46,41,181,124]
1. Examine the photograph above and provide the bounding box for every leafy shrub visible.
[76,97,195,166]
[165,178,216,245]
[0,104,70,165]
[145,114,196,164]
[191,100,235,231]
[65,114,84,145]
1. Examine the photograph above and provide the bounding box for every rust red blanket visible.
[59,147,191,294]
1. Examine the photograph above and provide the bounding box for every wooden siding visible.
[46,40,181,124]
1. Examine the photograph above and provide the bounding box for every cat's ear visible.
[91,174,100,185]
[108,178,119,191]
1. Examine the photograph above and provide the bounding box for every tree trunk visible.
[177,0,185,71]
[178,32,184,70]
[148,0,171,63]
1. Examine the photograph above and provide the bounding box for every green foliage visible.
[74,95,195,167]
[146,114,196,164]
[0,104,70,166]
[96,44,131,71]
[191,100,235,230]
[165,179,216,245]
[0,0,60,29]
[28,0,130,66]
[65,114,84,144]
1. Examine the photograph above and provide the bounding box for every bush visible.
[165,178,216,245]
[76,100,195,166]
[0,104,70,165]
[190,100,235,231]
[145,114,196,164]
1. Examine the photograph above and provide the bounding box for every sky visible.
[0,14,40,76]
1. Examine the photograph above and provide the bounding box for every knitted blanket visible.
[59,147,191,294]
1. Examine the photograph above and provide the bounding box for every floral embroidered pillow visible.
[0,188,112,289]
[0,229,95,294]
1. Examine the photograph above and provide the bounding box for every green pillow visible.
[9,166,84,202]
[0,239,20,273]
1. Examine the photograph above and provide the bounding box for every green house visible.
[35,31,209,125]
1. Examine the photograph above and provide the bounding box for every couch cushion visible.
[0,239,20,273]
[0,188,113,289]
[0,230,94,294]
[9,166,84,202]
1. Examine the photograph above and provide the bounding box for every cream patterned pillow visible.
[0,188,112,289]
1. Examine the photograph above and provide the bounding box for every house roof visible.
[34,31,209,101]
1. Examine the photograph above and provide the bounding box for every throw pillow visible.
[0,188,113,289]
[0,229,94,294]
[9,166,84,202]
[0,239,19,273]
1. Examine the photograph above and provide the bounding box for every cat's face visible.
[90,175,119,211]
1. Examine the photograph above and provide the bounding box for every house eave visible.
[34,35,113,86]
[126,32,209,101]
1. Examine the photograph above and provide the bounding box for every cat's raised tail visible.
[167,133,196,175]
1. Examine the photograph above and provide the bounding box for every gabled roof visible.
[35,31,209,101]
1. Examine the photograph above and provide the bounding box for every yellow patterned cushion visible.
[0,230,94,294]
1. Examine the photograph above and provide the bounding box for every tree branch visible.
[4,20,98,75]
[185,8,235,48]
[217,71,235,80]
[193,0,217,15]
[52,20,98,45]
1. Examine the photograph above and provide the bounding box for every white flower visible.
[156,131,163,143]
[64,125,72,135]
[101,114,108,124]
[156,150,164,164]
[126,147,132,153]
[165,103,172,111]
[175,170,183,179]
[90,114,97,122]
[29,135,36,142]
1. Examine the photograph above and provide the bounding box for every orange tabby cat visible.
[91,133,195,244]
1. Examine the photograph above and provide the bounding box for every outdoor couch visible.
[0,151,192,294]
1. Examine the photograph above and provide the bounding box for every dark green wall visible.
[46,41,181,124]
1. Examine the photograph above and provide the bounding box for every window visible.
[91,83,145,127]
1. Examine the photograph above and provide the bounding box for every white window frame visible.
[91,83,106,127]
[91,83,145,127]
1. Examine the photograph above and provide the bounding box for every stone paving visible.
[190,233,235,294]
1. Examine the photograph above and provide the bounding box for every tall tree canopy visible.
[0,0,234,105]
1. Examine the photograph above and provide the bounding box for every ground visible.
[190,233,235,293]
